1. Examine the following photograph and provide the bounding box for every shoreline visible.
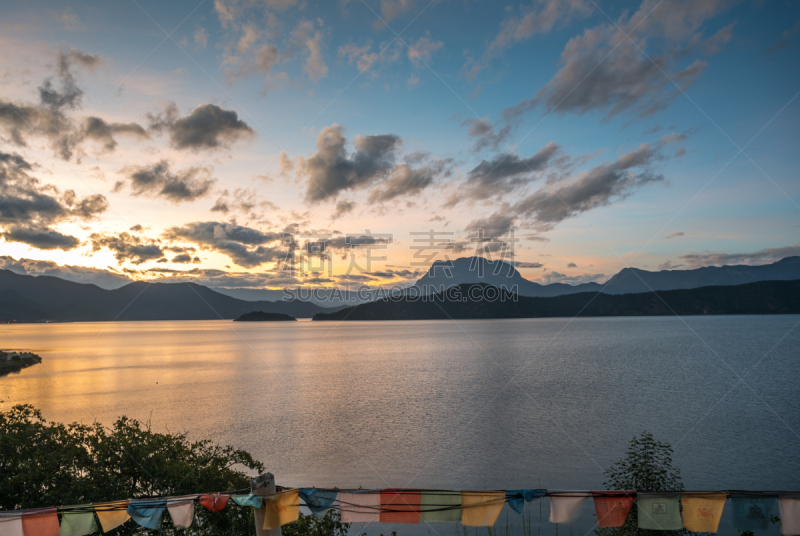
[0,351,42,376]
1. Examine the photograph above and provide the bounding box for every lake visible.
[2,315,798,535]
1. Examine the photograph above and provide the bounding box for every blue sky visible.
[0,0,798,291]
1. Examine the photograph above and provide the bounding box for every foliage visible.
[596,432,686,536]
[281,510,351,536]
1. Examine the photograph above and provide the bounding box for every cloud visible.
[464,212,515,239]
[513,261,544,268]
[465,0,593,79]
[377,0,422,26]
[767,19,800,53]
[304,31,328,82]
[666,231,685,239]
[332,199,355,219]
[502,0,735,122]
[567,262,578,268]
[0,256,131,288]
[0,48,103,160]
[538,270,605,284]
[163,221,286,268]
[367,162,438,203]
[679,244,800,268]
[338,39,404,75]
[461,117,513,152]
[511,142,667,229]
[90,232,165,264]
[657,260,684,270]
[82,116,149,151]
[148,102,255,151]
[194,27,209,49]
[171,254,201,264]
[116,160,215,203]
[407,33,443,68]
[458,142,561,202]
[299,124,401,202]
[0,151,107,250]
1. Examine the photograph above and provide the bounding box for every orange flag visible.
[94,501,131,533]
[461,491,505,527]
[593,492,635,528]
[21,508,59,536]
[682,493,727,533]
[263,489,300,530]
[380,489,421,524]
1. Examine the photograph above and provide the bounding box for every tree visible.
[597,432,686,536]
[0,404,355,535]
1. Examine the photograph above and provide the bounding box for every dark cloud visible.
[567,262,578,268]
[367,163,437,203]
[90,232,165,264]
[0,151,107,250]
[464,212,515,239]
[512,143,664,228]
[38,49,102,111]
[300,125,401,202]
[513,261,544,269]
[82,117,149,151]
[332,199,355,219]
[461,117,513,152]
[171,254,201,264]
[767,19,800,53]
[458,142,561,203]
[148,102,255,151]
[539,270,605,284]
[679,244,800,268]
[666,231,685,239]
[501,1,735,122]
[116,160,215,203]
[163,221,285,268]
[129,224,144,232]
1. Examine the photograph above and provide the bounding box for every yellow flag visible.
[263,489,300,530]
[682,493,726,533]
[461,491,505,527]
[94,501,131,533]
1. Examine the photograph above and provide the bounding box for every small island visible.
[0,350,43,376]
[234,311,297,322]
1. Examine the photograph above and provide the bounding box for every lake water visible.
[1,315,799,535]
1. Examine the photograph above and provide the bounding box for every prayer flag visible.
[339,491,380,523]
[592,491,635,528]
[506,490,546,515]
[262,489,300,530]
[731,493,777,532]
[462,491,505,527]
[21,508,59,536]
[127,499,166,530]
[380,489,420,524]
[199,494,229,513]
[167,498,195,529]
[420,490,461,523]
[58,512,99,536]
[298,489,338,518]
[681,493,726,533]
[779,496,800,536]
[0,514,23,536]
[549,493,589,524]
[637,493,682,531]
[93,501,130,533]
[232,495,264,508]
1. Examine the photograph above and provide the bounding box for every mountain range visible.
[1,256,799,322]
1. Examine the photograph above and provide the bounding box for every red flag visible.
[380,489,421,524]
[592,491,635,528]
[199,494,230,513]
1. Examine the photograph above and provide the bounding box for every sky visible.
[0,0,799,293]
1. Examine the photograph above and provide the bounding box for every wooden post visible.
[252,473,281,536]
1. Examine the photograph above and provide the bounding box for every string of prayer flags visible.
[166,498,195,529]
[461,491,505,527]
[779,496,800,536]
[0,513,23,536]
[731,493,778,532]
[93,501,130,533]
[637,493,682,531]
[298,489,338,518]
[506,489,546,514]
[262,489,300,531]
[57,511,99,536]
[549,492,590,524]
[232,495,264,508]
[380,489,420,524]
[21,508,59,536]
[127,499,165,530]
[420,490,462,523]
[339,490,380,523]
[681,492,726,533]
[199,494,229,513]
[592,491,635,528]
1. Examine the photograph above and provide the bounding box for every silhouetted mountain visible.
[413,256,800,297]
[314,280,800,321]
[0,270,344,321]
[234,311,296,321]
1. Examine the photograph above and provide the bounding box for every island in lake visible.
[0,351,42,376]
[234,311,297,322]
